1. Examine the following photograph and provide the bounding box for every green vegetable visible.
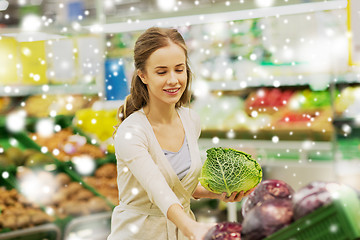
[199,147,263,197]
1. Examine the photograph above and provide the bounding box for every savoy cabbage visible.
[199,147,263,197]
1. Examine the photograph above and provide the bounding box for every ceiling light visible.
[157,0,176,12]
[255,0,275,8]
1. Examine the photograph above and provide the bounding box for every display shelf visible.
[0,223,61,240]
[63,212,111,240]
[197,73,332,91]
[262,159,337,191]
[333,117,360,127]
[198,138,333,164]
[336,71,360,84]
[198,138,332,151]
[195,71,360,92]
[0,84,101,97]
[200,127,332,143]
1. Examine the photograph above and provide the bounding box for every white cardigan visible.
[107,107,203,240]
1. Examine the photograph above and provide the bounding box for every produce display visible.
[16,167,111,218]
[241,179,294,218]
[83,163,118,205]
[192,95,252,131]
[192,87,335,141]
[335,86,360,118]
[74,108,118,153]
[202,179,360,240]
[0,97,12,114]
[205,222,242,240]
[242,199,293,240]
[294,89,332,110]
[30,129,105,162]
[0,126,115,238]
[23,94,97,118]
[244,88,295,115]
[0,187,54,231]
[292,181,341,220]
[241,179,295,240]
[0,146,53,168]
[199,148,263,197]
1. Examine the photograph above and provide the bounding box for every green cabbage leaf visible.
[199,147,263,197]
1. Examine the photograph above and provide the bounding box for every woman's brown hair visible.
[113,27,193,134]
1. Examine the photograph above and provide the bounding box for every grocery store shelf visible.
[198,138,332,151]
[0,84,101,96]
[263,159,336,190]
[0,223,61,240]
[195,71,360,92]
[199,73,331,91]
[64,212,111,240]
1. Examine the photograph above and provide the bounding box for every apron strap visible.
[116,201,163,217]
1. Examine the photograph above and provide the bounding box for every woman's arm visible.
[167,203,213,240]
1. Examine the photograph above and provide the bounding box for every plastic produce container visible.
[0,223,61,240]
[64,212,111,240]
[265,185,360,240]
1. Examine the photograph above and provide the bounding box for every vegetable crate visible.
[0,224,61,240]
[265,186,360,240]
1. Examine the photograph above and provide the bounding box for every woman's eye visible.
[176,69,184,73]
[157,72,166,75]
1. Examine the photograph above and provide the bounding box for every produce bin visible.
[0,223,61,240]
[63,212,111,240]
[25,114,115,166]
[0,128,58,188]
[81,157,118,208]
[0,175,58,239]
[265,185,360,240]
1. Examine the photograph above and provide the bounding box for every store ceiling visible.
[0,0,347,29]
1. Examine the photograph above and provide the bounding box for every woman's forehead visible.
[146,43,186,68]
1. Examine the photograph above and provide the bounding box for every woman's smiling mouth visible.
[164,88,180,94]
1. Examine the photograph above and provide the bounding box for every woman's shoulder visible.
[114,110,148,139]
[120,110,145,126]
[178,106,200,121]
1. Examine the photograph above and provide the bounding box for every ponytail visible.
[113,72,148,138]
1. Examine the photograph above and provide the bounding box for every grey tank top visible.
[162,135,191,180]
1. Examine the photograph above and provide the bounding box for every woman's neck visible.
[144,103,178,125]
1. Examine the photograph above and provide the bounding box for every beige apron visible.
[109,108,202,240]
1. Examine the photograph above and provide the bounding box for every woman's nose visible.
[167,71,178,85]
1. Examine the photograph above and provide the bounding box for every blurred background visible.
[0,0,360,239]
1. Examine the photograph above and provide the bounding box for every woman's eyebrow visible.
[155,66,167,69]
[155,63,185,69]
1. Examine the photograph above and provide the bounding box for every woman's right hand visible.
[187,221,215,240]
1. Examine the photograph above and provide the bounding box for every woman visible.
[108,27,250,240]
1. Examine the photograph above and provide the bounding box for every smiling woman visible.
[108,27,251,240]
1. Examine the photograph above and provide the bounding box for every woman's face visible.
[138,42,187,107]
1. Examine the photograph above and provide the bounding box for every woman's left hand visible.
[219,188,254,202]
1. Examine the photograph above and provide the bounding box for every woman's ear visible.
[137,69,147,84]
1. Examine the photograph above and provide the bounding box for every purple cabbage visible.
[242,179,295,218]
[293,181,340,220]
[241,199,294,240]
[204,222,242,240]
